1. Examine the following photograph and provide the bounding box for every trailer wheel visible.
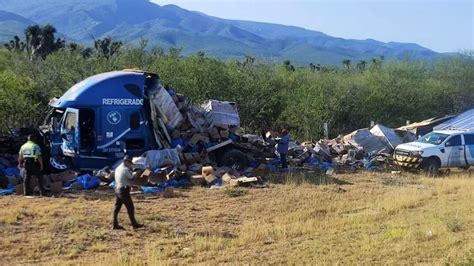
[422,157,440,177]
[220,149,247,171]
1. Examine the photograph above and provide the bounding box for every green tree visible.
[0,70,39,132]
[94,36,122,59]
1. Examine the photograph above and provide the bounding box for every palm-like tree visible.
[4,35,25,52]
[94,36,123,59]
[24,24,65,60]
[342,59,351,70]
[356,60,366,71]
[25,25,42,60]
[283,60,295,72]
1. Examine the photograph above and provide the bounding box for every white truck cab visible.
[393,130,474,172]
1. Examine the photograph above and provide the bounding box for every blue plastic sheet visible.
[321,162,333,172]
[171,138,186,148]
[141,178,191,194]
[4,167,20,177]
[305,156,321,165]
[364,160,376,171]
[0,184,15,196]
[67,174,100,190]
[210,178,223,187]
[188,145,199,153]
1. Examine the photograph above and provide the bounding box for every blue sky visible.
[152,0,473,53]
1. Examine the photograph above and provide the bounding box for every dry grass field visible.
[0,172,473,265]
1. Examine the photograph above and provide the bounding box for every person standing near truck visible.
[18,135,46,196]
[112,155,143,230]
[277,128,290,169]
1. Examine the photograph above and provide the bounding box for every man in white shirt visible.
[112,155,143,230]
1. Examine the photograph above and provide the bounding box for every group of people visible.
[18,128,290,230]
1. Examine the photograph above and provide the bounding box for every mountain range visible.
[0,0,441,64]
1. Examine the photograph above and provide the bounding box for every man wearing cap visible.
[112,155,143,230]
[18,135,46,196]
[277,129,290,169]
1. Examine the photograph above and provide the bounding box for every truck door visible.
[463,133,474,165]
[60,108,80,157]
[445,135,466,167]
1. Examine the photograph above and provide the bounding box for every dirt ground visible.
[0,172,473,265]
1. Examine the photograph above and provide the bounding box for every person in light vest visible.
[18,135,46,196]
[112,155,143,230]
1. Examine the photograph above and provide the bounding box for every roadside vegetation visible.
[1,24,473,139]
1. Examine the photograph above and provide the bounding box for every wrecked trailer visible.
[41,70,249,173]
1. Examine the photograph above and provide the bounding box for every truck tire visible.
[48,156,70,174]
[219,149,247,171]
[422,157,440,177]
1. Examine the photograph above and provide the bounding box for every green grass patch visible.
[223,187,248,197]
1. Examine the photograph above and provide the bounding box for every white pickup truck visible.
[393,130,474,173]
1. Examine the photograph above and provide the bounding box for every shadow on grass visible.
[265,172,352,186]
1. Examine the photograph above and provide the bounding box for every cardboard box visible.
[219,129,230,139]
[148,171,167,184]
[215,166,232,178]
[191,175,205,186]
[140,168,153,178]
[202,166,214,177]
[204,174,217,184]
[230,177,259,187]
[50,181,62,194]
[209,127,220,140]
[15,184,23,195]
[14,178,38,194]
[222,173,235,183]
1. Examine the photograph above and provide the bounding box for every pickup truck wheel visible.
[422,158,440,177]
[219,149,247,171]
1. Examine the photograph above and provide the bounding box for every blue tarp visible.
[0,184,15,196]
[66,174,100,190]
[141,178,190,194]
[4,167,20,177]
[171,138,186,148]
